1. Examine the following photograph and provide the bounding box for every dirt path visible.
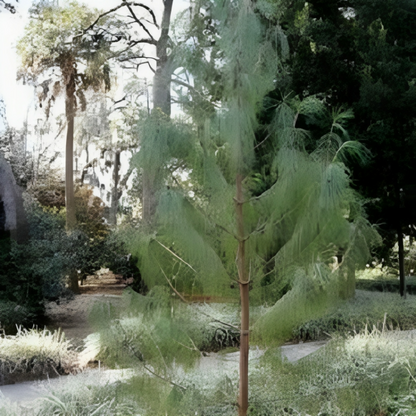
[44,270,126,347]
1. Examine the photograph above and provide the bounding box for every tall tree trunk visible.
[142,0,174,225]
[152,0,173,116]
[110,150,120,226]
[338,256,355,300]
[235,173,249,416]
[395,184,406,298]
[63,56,78,293]
[398,223,406,298]
[64,58,76,231]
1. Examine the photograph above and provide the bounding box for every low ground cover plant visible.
[293,290,416,341]
[0,327,76,385]
[249,329,416,415]
[0,370,142,416]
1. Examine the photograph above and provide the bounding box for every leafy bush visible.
[0,203,144,328]
[0,301,35,334]
[356,276,416,294]
[293,290,416,341]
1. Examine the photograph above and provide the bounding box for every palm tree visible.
[17,0,111,230]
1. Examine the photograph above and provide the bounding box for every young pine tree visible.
[95,0,378,414]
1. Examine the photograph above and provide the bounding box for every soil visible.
[44,270,127,348]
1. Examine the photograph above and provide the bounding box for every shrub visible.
[0,370,142,416]
[0,202,144,328]
[0,301,35,334]
[356,276,416,294]
[293,290,416,341]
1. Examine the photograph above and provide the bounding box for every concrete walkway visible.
[0,340,327,404]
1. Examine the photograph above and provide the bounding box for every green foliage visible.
[283,0,416,256]
[17,0,110,91]
[293,290,416,341]
[249,329,416,415]
[0,301,35,334]
[0,201,142,328]
[356,277,416,295]
[74,185,109,238]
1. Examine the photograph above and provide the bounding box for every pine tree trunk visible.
[236,173,249,416]
[152,0,173,116]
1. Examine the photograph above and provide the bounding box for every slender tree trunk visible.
[142,0,174,224]
[398,224,406,298]
[235,173,249,416]
[64,58,76,231]
[63,56,78,293]
[338,257,355,300]
[395,184,406,298]
[110,150,120,225]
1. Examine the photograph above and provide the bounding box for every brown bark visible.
[235,174,249,416]
[110,150,121,225]
[63,55,78,293]
[63,56,76,231]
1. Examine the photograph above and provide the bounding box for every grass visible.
[0,370,142,416]
[0,326,76,384]
[249,328,416,415]
[293,290,416,341]
[3,289,416,415]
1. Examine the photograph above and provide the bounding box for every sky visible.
[0,0,188,130]
[0,0,189,206]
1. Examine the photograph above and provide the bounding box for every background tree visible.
[78,0,226,223]
[273,0,416,296]
[0,0,16,13]
[17,0,112,230]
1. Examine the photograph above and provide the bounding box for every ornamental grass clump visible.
[249,328,416,415]
[0,370,141,416]
[0,326,76,383]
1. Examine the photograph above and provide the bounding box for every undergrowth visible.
[250,329,416,415]
[0,301,35,334]
[0,327,76,384]
[293,290,416,341]
[0,371,142,416]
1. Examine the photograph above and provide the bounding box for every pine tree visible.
[92,1,378,414]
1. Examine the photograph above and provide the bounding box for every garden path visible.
[0,271,328,404]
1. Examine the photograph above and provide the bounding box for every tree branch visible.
[126,3,155,41]
[78,2,159,38]
[153,239,197,273]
